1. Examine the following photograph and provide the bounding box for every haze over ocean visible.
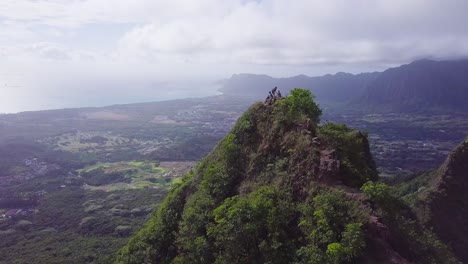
[0,80,221,113]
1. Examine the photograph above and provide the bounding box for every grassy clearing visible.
[79,161,191,191]
[127,161,145,167]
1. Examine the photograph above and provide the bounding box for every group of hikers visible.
[264,86,283,105]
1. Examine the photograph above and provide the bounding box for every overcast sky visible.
[1,0,468,112]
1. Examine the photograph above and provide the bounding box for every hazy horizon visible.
[1,0,468,113]
[0,79,226,113]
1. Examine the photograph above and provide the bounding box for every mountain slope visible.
[219,72,380,104]
[115,89,457,264]
[415,138,468,263]
[395,137,468,263]
[356,59,468,111]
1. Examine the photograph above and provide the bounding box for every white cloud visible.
[25,42,71,60]
[2,0,468,67]
[117,0,468,67]
[1,0,468,112]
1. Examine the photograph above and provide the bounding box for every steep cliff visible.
[420,138,468,263]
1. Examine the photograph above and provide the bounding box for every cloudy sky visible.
[1,0,468,112]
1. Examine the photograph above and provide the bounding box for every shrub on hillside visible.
[277,88,322,125]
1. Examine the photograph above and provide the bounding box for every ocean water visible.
[0,82,222,114]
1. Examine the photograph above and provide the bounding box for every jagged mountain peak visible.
[115,89,458,264]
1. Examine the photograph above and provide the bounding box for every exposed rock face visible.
[364,222,411,264]
[425,139,468,263]
[318,149,340,183]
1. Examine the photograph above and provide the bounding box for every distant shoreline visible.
[1,88,223,114]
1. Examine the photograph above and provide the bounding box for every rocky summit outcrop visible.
[115,89,458,264]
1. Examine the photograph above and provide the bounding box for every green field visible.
[77,161,175,191]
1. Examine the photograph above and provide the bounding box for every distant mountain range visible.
[219,59,468,111]
[218,72,380,104]
[356,59,468,111]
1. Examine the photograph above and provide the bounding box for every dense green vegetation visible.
[295,190,366,264]
[318,123,377,186]
[115,89,456,264]
[277,88,322,124]
[0,187,168,264]
[361,182,457,263]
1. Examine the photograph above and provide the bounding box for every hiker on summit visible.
[264,86,284,105]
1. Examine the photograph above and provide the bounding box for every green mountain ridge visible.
[115,89,459,264]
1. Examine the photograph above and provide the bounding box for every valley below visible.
[322,107,468,176]
[0,94,467,263]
